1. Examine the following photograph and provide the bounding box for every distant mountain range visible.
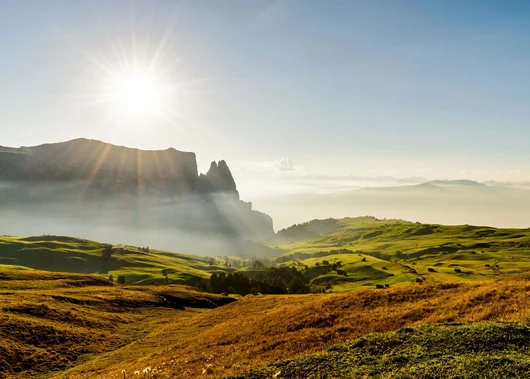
[252,178,530,230]
[0,139,273,253]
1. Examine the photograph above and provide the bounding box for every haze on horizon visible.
[2,0,530,233]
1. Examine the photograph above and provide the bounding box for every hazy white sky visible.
[2,0,530,199]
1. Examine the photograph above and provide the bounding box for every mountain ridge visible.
[0,138,274,252]
[0,138,240,198]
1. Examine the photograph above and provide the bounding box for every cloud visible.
[274,158,296,172]
[237,158,305,174]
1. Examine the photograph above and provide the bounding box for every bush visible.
[485,264,491,267]
[384,284,390,288]
[454,268,462,273]
[375,284,384,289]
[427,268,436,273]
[117,275,126,285]
[108,275,113,282]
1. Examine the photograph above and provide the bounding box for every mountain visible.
[427,179,486,187]
[0,139,273,253]
[0,138,238,197]
[250,179,530,229]
[483,180,530,189]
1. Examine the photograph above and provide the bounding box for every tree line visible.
[210,266,309,295]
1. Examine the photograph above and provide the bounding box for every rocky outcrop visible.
[0,139,201,195]
[0,139,274,249]
[198,160,239,198]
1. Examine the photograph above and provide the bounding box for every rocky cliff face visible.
[198,160,239,197]
[0,139,274,253]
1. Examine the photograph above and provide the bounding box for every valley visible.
[1,217,530,378]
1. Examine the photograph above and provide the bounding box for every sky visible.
[2,0,530,199]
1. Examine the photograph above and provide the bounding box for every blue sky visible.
[2,0,530,195]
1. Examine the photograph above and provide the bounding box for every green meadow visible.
[2,216,530,293]
[0,234,232,286]
[272,216,530,292]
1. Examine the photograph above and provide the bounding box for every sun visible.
[111,69,165,117]
[80,35,195,126]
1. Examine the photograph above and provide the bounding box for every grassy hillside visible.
[3,215,530,294]
[59,279,530,378]
[229,322,530,379]
[273,217,530,292]
[2,267,530,378]
[0,268,233,378]
[0,235,234,285]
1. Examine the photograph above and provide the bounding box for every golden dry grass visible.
[0,268,231,379]
[3,267,530,378]
[59,279,530,379]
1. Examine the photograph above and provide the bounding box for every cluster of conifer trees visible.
[209,266,309,295]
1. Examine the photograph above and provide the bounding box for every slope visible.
[0,268,233,378]
[58,279,530,378]
[229,322,530,379]
[0,235,234,286]
[273,217,530,292]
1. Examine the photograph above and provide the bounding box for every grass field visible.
[229,322,530,379]
[273,217,530,292]
[0,268,233,378]
[52,278,530,378]
[0,235,233,286]
[1,268,530,378]
[3,216,530,294]
[2,218,530,377]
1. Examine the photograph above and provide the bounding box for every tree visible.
[288,278,307,294]
[252,260,265,271]
[162,268,175,284]
[117,275,126,285]
[108,275,114,283]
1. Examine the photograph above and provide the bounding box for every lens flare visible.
[111,69,165,117]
